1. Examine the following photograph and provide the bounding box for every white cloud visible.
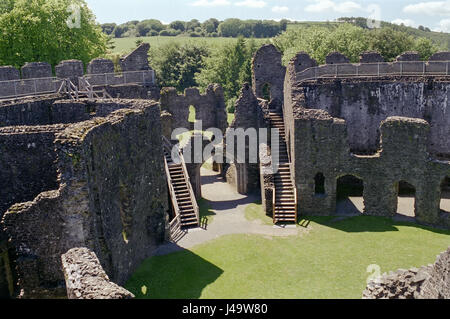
[434,19,450,32]
[403,1,450,16]
[305,0,361,13]
[191,0,231,7]
[392,19,416,27]
[272,6,289,13]
[235,0,267,8]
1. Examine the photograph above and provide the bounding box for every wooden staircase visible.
[162,137,200,239]
[268,111,298,224]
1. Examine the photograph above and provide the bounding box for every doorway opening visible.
[396,181,416,217]
[336,175,365,215]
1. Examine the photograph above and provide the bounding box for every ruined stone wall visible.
[286,107,450,227]
[0,43,157,99]
[301,78,450,156]
[282,51,450,228]
[1,101,168,298]
[284,51,450,157]
[160,85,227,137]
[252,45,286,110]
[227,84,261,194]
[363,246,450,299]
[0,97,156,128]
[61,248,134,299]
[0,125,65,219]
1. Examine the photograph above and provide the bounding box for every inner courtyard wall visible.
[1,101,168,298]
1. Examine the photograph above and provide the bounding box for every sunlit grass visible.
[126,216,450,299]
[244,202,273,226]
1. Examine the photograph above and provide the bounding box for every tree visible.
[0,0,108,68]
[202,18,220,34]
[414,37,439,60]
[113,24,127,38]
[273,24,436,64]
[101,23,116,35]
[368,27,416,61]
[196,37,261,102]
[150,41,210,91]
[185,19,201,32]
[169,20,185,32]
[136,19,165,36]
[0,0,15,14]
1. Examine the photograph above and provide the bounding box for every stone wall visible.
[300,78,450,156]
[0,67,20,81]
[0,44,157,99]
[160,85,227,136]
[283,52,450,228]
[363,247,450,299]
[0,96,158,128]
[252,44,286,110]
[21,62,52,79]
[61,248,134,299]
[1,101,168,298]
[119,43,152,72]
[0,125,64,219]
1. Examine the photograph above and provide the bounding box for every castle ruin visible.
[0,43,449,299]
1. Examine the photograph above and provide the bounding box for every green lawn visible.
[244,202,273,226]
[125,216,450,299]
[112,36,269,55]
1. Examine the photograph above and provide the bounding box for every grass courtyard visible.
[125,215,450,299]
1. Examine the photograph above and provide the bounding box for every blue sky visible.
[85,0,450,32]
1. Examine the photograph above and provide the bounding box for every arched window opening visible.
[336,175,365,214]
[188,105,197,123]
[441,176,450,214]
[315,173,325,195]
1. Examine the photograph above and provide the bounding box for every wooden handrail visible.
[164,155,182,238]
[162,136,200,227]
[273,185,276,224]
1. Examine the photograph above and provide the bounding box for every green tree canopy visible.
[0,0,108,69]
[169,20,185,32]
[196,37,261,102]
[150,41,210,91]
[274,24,439,64]
[136,19,165,36]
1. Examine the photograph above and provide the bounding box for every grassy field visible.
[125,216,450,299]
[112,36,269,54]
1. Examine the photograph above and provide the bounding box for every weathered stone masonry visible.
[0,44,159,101]
[276,49,450,229]
[61,248,134,299]
[0,99,168,298]
[363,247,450,299]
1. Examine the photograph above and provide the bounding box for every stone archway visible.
[181,133,249,200]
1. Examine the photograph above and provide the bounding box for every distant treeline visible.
[101,18,289,38]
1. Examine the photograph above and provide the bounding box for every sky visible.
[85,0,450,32]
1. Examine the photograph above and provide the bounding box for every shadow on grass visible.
[126,245,223,299]
[198,198,216,229]
[300,215,450,235]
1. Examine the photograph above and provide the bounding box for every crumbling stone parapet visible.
[61,248,134,299]
[363,247,450,299]
[21,62,52,79]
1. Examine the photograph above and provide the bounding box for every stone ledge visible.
[61,248,134,299]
